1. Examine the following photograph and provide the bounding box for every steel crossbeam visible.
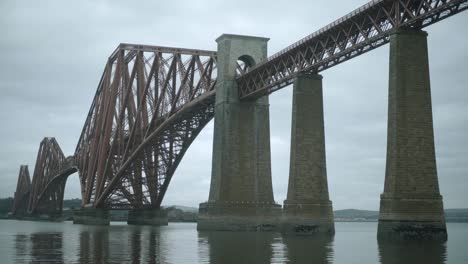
[11,165,31,215]
[74,45,217,209]
[237,0,468,99]
[12,0,468,213]
[27,138,71,214]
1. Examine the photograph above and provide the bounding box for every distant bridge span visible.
[11,0,468,224]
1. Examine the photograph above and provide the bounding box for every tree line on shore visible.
[1,197,467,222]
[0,197,197,222]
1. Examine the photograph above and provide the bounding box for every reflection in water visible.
[14,234,30,263]
[8,222,462,263]
[127,227,164,264]
[15,226,165,263]
[198,231,334,264]
[146,230,164,264]
[15,232,63,263]
[79,226,164,264]
[131,229,142,263]
[129,228,164,264]
[198,231,279,264]
[31,232,63,263]
[78,230,91,262]
[79,228,109,263]
[378,240,447,264]
[283,235,334,264]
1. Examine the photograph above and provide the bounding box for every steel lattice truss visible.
[27,137,76,215]
[237,0,468,99]
[11,165,31,215]
[74,44,217,209]
[12,0,468,213]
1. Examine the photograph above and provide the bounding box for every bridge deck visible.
[237,0,468,99]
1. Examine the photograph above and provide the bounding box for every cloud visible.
[0,0,467,210]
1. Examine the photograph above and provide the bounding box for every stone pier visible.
[73,208,110,226]
[282,73,334,235]
[197,34,281,231]
[127,208,168,226]
[378,29,447,241]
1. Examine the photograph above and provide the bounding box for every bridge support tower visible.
[282,73,334,235]
[378,29,447,240]
[73,208,110,226]
[127,208,168,226]
[197,34,281,231]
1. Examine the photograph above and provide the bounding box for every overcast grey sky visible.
[1,0,467,210]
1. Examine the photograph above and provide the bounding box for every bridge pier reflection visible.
[198,231,334,263]
[145,229,164,264]
[378,240,447,264]
[78,228,110,263]
[283,235,333,264]
[198,231,276,264]
[15,232,64,263]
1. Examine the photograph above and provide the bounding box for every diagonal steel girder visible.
[30,0,467,211]
[74,45,217,209]
[28,137,67,214]
[237,0,468,99]
[11,165,31,215]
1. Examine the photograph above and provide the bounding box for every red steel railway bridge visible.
[11,0,468,240]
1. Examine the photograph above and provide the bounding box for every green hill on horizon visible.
[1,198,467,222]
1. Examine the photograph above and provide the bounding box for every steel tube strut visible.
[74,45,217,209]
[16,0,468,213]
[237,0,468,99]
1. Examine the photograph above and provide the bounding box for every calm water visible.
[0,220,467,263]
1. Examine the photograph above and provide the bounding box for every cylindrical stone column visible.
[282,73,334,235]
[378,29,447,241]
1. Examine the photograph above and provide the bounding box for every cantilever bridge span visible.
[11,0,468,235]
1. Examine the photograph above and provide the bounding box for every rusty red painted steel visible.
[11,165,31,215]
[26,138,78,215]
[74,46,217,209]
[12,0,468,213]
[237,0,468,99]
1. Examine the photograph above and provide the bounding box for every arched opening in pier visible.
[236,55,256,75]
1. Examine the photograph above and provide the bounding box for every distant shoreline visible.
[1,198,467,223]
[2,208,468,223]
